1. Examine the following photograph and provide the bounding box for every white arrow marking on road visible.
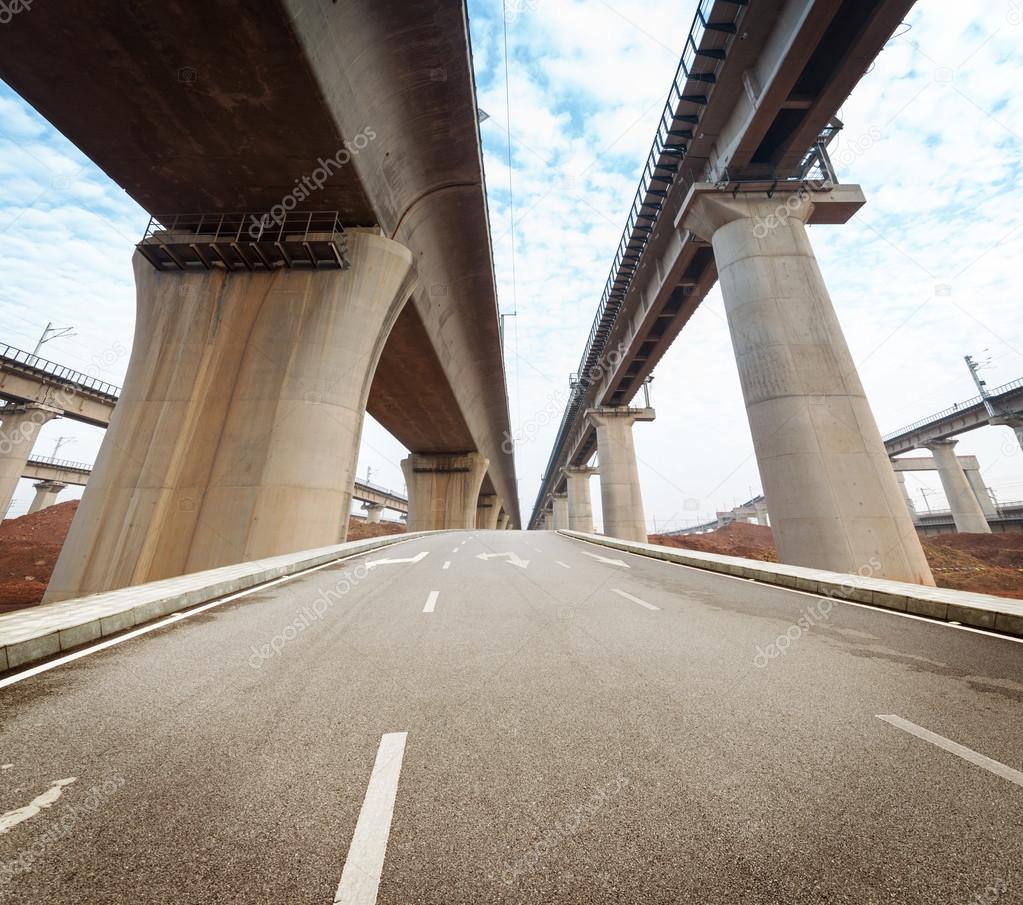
[581,551,630,568]
[476,552,530,569]
[877,715,1023,787]
[612,589,659,611]
[365,551,429,570]
[0,778,76,834]
[333,732,408,905]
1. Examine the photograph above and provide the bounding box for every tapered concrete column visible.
[0,404,60,520]
[682,186,933,584]
[963,467,998,519]
[586,406,654,542]
[363,502,385,524]
[475,492,500,529]
[562,466,597,533]
[497,511,510,530]
[27,480,68,515]
[551,493,569,530]
[894,472,916,516]
[927,440,991,533]
[401,452,488,531]
[46,232,416,602]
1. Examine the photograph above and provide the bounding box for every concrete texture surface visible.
[0,529,1020,903]
[45,234,416,603]
[683,187,934,585]
[587,407,654,543]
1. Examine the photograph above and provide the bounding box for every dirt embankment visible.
[649,523,1023,600]
[0,504,406,613]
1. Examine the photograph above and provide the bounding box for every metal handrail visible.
[355,479,406,501]
[882,377,1023,441]
[140,211,346,244]
[26,454,94,472]
[0,343,121,398]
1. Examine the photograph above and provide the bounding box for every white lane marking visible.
[555,561,571,569]
[878,715,1023,787]
[333,732,408,905]
[612,589,659,611]
[366,551,428,570]
[0,778,76,834]
[570,539,1023,647]
[476,552,529,569]
[423,591,440,614]
[530,546,542,553]
[442,561,451,570]
[452,547,460,554]
[581,551,630,568]
[1,764,12,771]
[0,539,426,690]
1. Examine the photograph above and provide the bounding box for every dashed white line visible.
[333,732,408,905]
[423,591,440,614]
[442,561,451,570]
[452,547,460,554]
[555,561,571,569]
[878,715,1023,787]
[612,589,659,611]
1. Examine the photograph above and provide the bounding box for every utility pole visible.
[642,375,654,408]
[51,436,75,459]
[366,466,374,485]
[31,322,77,362]
[920,487,937,514]
[965,353,1023,452]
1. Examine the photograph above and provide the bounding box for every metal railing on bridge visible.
[0,343,121,399]
[26,454,94,473]
[882,377,1023,441]
[137,212,352,272]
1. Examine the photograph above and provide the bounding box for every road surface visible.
[0,530,1020,903]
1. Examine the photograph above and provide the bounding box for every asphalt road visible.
[0,529,1021,904]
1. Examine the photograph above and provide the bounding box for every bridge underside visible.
[0,0,515,519]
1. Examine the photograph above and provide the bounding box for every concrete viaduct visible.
[531,0,950,587]
[1,347,416,522]
[0,1,519,602]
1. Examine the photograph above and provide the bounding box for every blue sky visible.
[1,0,1022,528]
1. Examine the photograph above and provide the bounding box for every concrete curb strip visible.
[557,530,1023,639]
[0,532,436,673]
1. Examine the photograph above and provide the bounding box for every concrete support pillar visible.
[0,404,60,520]
[401,452,488,531]
[928,440,991,533]
[28,480,68,515]
[363,503,385,524]
[475,492,500,530]
[964,467,998,519]
[562,466,598,533]
[45,233,416,602]
[894,472,917,517]
[551,493,569,530]
[682,188,934,584]
[497,511,510,530]
[587,407,654,543]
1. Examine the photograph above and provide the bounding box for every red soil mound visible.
[649,524,1023,600]
[0,500,79,613]
[0,504,405,614]
[346,516,407,541]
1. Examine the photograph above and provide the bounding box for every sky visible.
[1,0,1022,530]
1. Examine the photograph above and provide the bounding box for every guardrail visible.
[353,479,407,502]
[0,343,121,398]
[26,455,94,473]
[882,377,1023,441]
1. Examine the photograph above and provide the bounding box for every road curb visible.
[0,532,436,674]
[557,530,1023,639]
